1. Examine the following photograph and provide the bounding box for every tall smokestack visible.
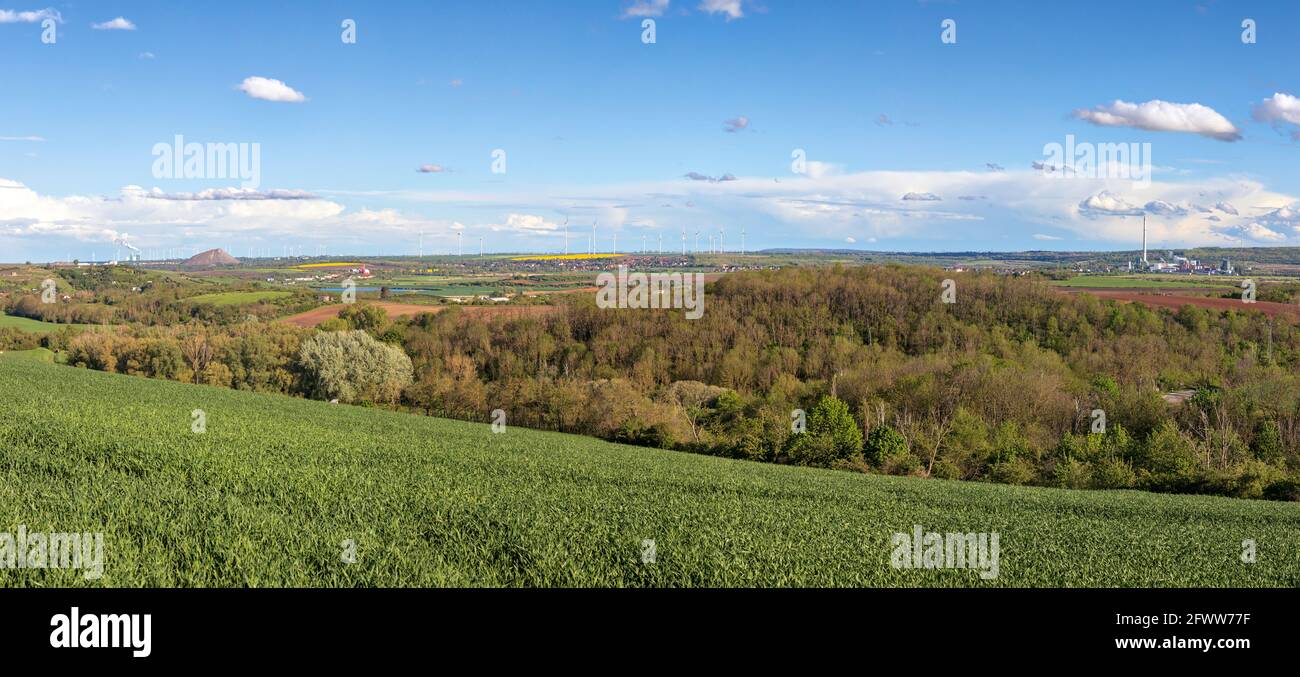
[1141,215,1148,264]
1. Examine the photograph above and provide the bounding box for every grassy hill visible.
[0,312,85,332]
[0,356,1296,587]
[0,347,56,363]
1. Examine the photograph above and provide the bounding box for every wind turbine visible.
[562,217,570,255]
[680,227,686,255]
[694,231,700,253]
[642,234,647,254]
[612,232,617,255]
[740,228,746,255]
[457,231,463,256]
[479,235,484,257]
[658,233,663,254]
[719,227,726,253]
[591,221,597,255]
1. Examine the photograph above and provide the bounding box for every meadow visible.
[1,355,1296,587]
[186,290,293,305]
[0,312,86,332]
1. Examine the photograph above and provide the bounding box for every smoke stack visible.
[1141,215,1148,265]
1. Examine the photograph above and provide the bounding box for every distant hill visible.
[183,248,239,266]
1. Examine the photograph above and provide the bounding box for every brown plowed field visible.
[279,302,558,328]
[1063,289,1300,320]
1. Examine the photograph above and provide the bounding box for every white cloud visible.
[0,8,59,23]
[1252,92,1300,138]
[1074,99,1241,141]
[803,161,843,179]
[416,164,448,174]
[0,135,44,142]
[1225,222,1286,242]
[901,192,941,201]
[684,171,736,183]
[11,161,1300,259]
[139,52,155,60]
[622,0,670,18]
[699,0,745,20]
[488,214,562,234]
[92,17,135,30]
[1215,201,1238,215]
[1033,233,1063,241]
[722,115,749,133]
[1079,190,1142,216]
[1143,200,1187,216]
[0,179,457,255]
[238,76,307,103]
[131,187,318,201]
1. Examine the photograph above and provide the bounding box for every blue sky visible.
[3,0,1300,260]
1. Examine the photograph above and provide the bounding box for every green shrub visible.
[864,424,908,467]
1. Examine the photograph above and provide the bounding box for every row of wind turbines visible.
[559,219,746,256]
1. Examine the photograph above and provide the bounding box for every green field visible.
[187,290,292,305]
[1,356,1296,587]
[0,347,56,363]
[0,312,84,332]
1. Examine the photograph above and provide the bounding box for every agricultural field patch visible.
[186,291,293,306]
[0,312,87,332]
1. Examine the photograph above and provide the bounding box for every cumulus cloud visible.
[1074,99,1241,141]
[1143,200,1187,216]
[238,76,307,103]
[901,192,941,201]
[622,0,670,17]
[1078,190,1142,216]
[1215,201,1239,215]
[92,17,135,30]
[1223,222,1286,242]
[488,213,562,234]
[1252,92,1300,139]
[722,115,749,133]
[132,187,318,201]
[802,161,843,179]
[1258,205,1300,225]
[699,0,745,20]
[0,179,484,260]
[0,8,60,23]
[985,163,1005,172]
[684,171,736,183]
